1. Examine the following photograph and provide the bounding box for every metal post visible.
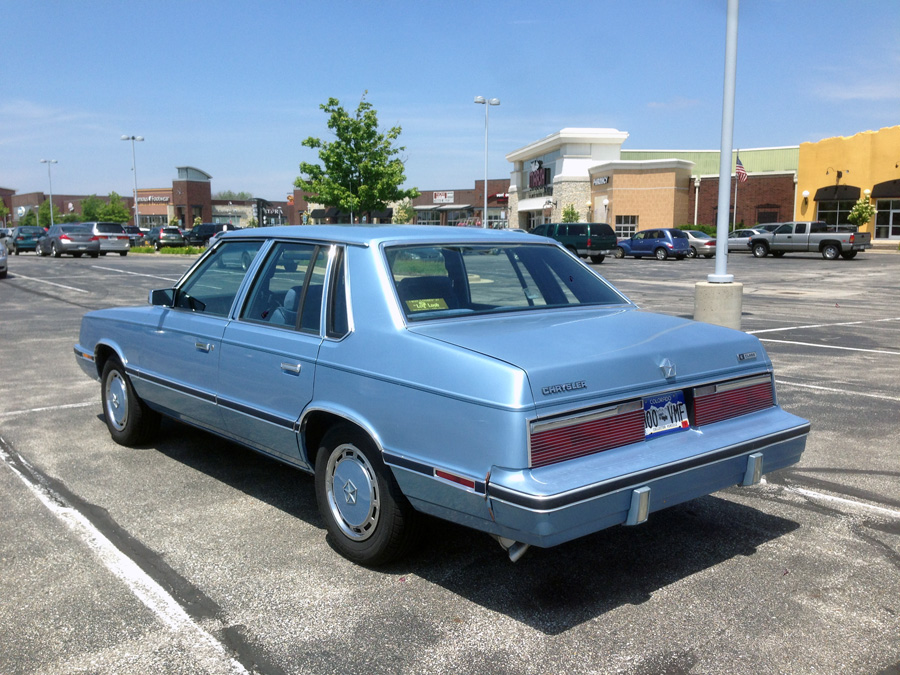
[40,159,57,228]
[475,97,500,228]
[121,135,144,228]
[709,0,739,283]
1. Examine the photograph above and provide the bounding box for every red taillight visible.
[586,237,592,247]
[90,235,100,242]
[693,375,774,427]
[849,234,855,243]
[530,401,644,468]
[60,234,71,241]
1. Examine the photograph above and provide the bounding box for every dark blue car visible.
[615,228,691,260]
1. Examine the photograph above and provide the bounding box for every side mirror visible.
[149,288,175,306]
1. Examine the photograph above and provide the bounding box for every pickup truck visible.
[748,221,871,260]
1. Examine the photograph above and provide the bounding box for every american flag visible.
[735,157,748,183]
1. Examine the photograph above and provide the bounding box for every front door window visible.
[875,199,900,239]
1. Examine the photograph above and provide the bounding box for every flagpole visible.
[732,150,739,231]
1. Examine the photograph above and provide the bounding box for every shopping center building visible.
[506,125,900,240]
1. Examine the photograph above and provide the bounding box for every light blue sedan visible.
[74,226,809,565]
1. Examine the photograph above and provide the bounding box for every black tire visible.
[841,250,858,260]
[675,255,686,260]
[315,424,420,566]
[654,247,668,260]
[120,251,128,257]
[821,243,840,260]
[73,252,82,258]
[687,246,697,258]
[772,251,786,258]
[100,252,107,256]
[12,246,19,255]
[155,241,162,251]
[52,243,61,258]
[614,246,625,259]
[100,358,160,446]
[752,242,769,258]
[90,252,99,258]
[589,254,605,264]
[35,245,44,257]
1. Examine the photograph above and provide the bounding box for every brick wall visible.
[691,174,796,228]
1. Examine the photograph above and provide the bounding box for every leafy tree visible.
[214,190,254,200]
[295,93,419,219]
[847,198,876,229]
[561,204,580,223]
[20,210,37,227]
[97,192,131,223]
[38,199,63,228]
[391,199,415,224]
[0,197,9,225]
[80,195,106,221]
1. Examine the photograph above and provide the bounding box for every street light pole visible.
[474,96,500,228]
[40,159,57,228]
[121,135,144,228]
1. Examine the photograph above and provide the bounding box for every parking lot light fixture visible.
[40,159,58,228]
[121,135,144,229]
[474,96,500,228]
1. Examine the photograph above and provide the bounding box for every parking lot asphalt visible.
[1,248,898,674]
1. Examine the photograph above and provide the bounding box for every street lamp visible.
[40,159,58,228]
[121,135,144,228]
[474,96,500,228]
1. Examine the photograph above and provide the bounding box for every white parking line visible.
[92,266,181,282]
[759,339,900,355]
[786,485,900,520]
[0,400,96,418]
[749,317,900,334]
[9,273,90,293]
[776,380,900,402]
[0,439,248,674]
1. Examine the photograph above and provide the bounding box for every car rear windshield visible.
[163,228,182,234]
[386,243,628,321]
[62,225,91,233]
[95,223,125,233]
[671,230,689,239]
[19,227,44,235]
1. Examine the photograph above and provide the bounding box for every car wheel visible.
[90,252,99,258]
[752,242,769,258]
[120,251,128,256]
[614,247,625,259]
[590,254,605,264]
[155,241,162,251]
[35,245,43,257]
[100,252,107,256]
[52,243,61,258]
[12,245,18,255]
[675,255,686,260]
[841,250,858,260]
[687,246,697,258]
[101,358,160,446]
[821,244,840,260]
[315,424,420,566]
[772,251,785,258]
[654,247,668,260]
[73,252,82,258]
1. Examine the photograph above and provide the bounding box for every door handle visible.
[280,362,302,374]
[195,342,213,353]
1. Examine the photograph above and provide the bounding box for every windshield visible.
[19,227,44,235]
[62,225,91,234]
[386,243,629,321]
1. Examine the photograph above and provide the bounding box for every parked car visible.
[123,225,146,247]
[528,222,618,263]
[82,221,130,256]
[145,226,185,250]
[0,239,7,278]
[183,222,240,246]
[35,224,101,258]
[727,228,763,253]
[7,226,45,254]
[614,228,691,260]
[75,225,809,566]
[682,230,716,258]
[748,221,872,260]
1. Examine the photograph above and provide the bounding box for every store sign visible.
[593,176,610,186]
[433,191,454,203]
[137,195,170,203]
[530,160,549,189]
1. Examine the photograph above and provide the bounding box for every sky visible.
[2,0,898,202]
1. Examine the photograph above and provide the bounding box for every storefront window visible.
[416,210,440,226]
[816,200,854,227]
[526,211,547,231]
[615,215,638,237]
[875,199,900,239]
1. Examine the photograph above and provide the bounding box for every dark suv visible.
[529,222,617,263]
[183,222,240,246]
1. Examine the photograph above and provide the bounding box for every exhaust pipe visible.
[495,536,531,563]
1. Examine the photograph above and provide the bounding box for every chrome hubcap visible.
[325,444,379,541]
[105,371,128,431]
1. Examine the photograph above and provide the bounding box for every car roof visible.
[219,225,543,248]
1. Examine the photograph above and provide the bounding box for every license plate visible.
[643,391,689,437]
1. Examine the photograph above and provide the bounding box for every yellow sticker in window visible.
[406,298,449,312]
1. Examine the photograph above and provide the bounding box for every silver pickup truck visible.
[748,221,871,260]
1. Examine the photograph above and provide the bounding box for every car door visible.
[771,223,795,251]
[137,239,263,430]
[217,241,332,466]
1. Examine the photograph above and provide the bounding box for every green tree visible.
[97,192,131,223]
[80,195,105,221]
[38,199,62,228]
[391,199,415,224]
[0,197,9,225]
[20,210,37,227]
[847,198,876,229]
[295,93,419,219]
[561,204,580,223]
[214,190,254,200]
